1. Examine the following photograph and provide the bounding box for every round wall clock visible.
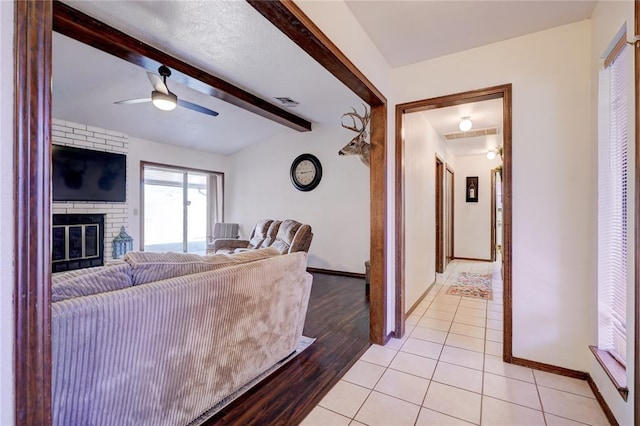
[290,153,322,191]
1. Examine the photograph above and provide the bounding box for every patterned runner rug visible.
[446,272,493,300]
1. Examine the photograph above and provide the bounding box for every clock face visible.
[290,154,322,191]
[295,160,316,185]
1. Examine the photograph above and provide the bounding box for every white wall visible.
[403,113,454,311]
[394,21,593,370]
[0,1,14,423]
[126,137,230,251]
[454,155,501,260]
[227,124,369,273]
[589,1,635,424]
[294,0,397,332]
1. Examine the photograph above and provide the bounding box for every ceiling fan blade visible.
[177,99,219,117]
[147,72,169,95]
[114,98,152,105]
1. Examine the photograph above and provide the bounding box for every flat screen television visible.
[52,145,127,202]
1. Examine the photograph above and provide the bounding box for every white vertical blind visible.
[597,41,628,366]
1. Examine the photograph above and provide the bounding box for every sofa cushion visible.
[124,247,280,285]
[51,262,133,302]
[206,247,280,263]
[271,220,302,254]
[248,219,273,249]
[260,220,282,248]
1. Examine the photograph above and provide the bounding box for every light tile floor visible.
[301,260,610,426]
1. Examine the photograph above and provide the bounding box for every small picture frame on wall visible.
[466,176,478,203]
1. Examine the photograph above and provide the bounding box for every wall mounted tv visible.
[52,145,127,202]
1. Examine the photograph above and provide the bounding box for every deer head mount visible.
[339,104,370,167]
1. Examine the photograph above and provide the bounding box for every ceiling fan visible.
[114,65,219,117]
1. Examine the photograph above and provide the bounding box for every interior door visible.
[491,170,497,261]
[445,166,454,266]
[435,157,444,273]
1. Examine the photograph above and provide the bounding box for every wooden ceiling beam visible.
[52,1,312,132]
[247,0,386,107]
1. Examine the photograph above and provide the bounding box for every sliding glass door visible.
[142,163,223,254]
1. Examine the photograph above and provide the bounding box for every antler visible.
[341,104,370,134]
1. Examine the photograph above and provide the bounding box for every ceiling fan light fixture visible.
[459,116,473,132]
[152,90,177,111]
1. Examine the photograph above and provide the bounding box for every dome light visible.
[487,150,497,160]
[459,116,472,132]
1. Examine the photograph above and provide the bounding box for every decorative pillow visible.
[125,247,280,285]
[51,262,133,302]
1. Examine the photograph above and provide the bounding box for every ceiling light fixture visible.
[151,90,177,111]
[486,150,497,160]
[459,116,473,132]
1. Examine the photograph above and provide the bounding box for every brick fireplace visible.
[52,118,130,264]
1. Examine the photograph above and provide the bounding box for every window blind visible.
[597,41,628,366]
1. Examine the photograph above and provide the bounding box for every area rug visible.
[446,272,493,300]
[188,336,316,425]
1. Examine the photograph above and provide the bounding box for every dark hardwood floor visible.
[204,272,370,425]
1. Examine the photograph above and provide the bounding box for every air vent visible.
[275,97,300,107]
[445,127,498,140]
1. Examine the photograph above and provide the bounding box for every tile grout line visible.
[415,270,461,421]
[409,276,451,426]
[421,274,466,421]
[531,369,548,426]
[478,271,491,426]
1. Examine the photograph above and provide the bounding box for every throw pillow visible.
[125,247,280,285]
[51,262,133,302]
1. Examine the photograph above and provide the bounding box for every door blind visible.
[597,41,628,366]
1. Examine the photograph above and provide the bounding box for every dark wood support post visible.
[369,104,387,344]
[14,0,53,424]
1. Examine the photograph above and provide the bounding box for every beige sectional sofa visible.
[51,248,312,426]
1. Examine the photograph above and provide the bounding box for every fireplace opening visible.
[52,214,105,273]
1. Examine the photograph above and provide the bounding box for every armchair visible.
[210,219,274,254]
[205,222,240,254]
[213,222,239,239]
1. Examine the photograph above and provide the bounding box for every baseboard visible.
[306,267,365,279]
[511,357,618,425]
[586,374,620,426]
[406,280,436,317]
[510,357,587,379]
[453,257,493,262]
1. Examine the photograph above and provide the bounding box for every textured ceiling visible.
[55,1,362,155]
[345,0,597,68]
[421,98,503,157]
[56,0,596,155]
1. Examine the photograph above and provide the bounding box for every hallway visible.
[302,260,609,425]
